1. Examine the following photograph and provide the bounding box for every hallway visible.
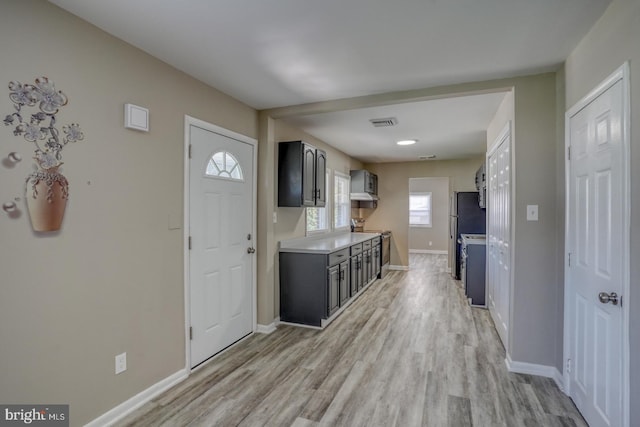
[119,254,585,426]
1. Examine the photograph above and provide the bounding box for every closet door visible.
[487,124,511,347]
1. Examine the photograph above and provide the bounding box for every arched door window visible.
[205,151,244,181]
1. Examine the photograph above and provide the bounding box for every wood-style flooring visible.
[117,254,586,427]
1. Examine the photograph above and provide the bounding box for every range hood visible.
[350,192,379,201]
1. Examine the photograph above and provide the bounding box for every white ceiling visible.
[49,0,610,162]
[281,92,509,162]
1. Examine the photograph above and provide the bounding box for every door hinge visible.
[188,236,192,250]
[567,146,571,160]
[566,358,572,374]
[189,144,192,159]
[189,326,193,340]
[568,252,571,267]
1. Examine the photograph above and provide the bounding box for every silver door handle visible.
[247,247,256,254]
[598,292,619,305]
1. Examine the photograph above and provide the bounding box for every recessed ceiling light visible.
[396,139,417,146]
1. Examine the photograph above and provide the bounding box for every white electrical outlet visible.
[115,352,127,375]
[429,241,433,246]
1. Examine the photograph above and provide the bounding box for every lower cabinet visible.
[336,261,349,310]
[279,237,380,327]
[350,254,362,295]
[372,243,381,278]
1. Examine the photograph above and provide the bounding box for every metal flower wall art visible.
[4,77,84,232]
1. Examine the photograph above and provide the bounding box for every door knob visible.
[598,292,619,305]
[247,247,256,254]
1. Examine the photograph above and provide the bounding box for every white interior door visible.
[566,74,626,427]
[189,123,255,368]
[487,125,511,348]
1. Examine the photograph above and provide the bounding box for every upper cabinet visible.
[350,169,378,196]
[278,141,327,207]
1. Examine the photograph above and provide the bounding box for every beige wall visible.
[487,90,514,150]
[362,158,483,267]
[0,1,257,425]
[270,121,363,316]
[273,120,363,241]
[408,177,450,253]
[564,0,640,422]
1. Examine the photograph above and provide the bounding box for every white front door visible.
[566,70,627,427]
[189,123,255,368]
[487,124,511,348]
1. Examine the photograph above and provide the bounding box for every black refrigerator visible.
[449,192,486,279]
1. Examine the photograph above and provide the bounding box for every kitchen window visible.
[306,170,330,234]
[409,192,432,227]
[333,172,350,230]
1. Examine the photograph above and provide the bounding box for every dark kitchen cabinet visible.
[350,169,378,195]
[362,239,372,285]
[327,265,340,317]
[372,237,381,278]
[279,236,381,327]
[337,261,349,308]
[350,243,363,294]
[278,141,326,207]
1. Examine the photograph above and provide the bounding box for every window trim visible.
[333,171,351,231]
[409,191,432,228]
[305,169,331,236]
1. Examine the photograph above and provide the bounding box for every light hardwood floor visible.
[118,254,586,427]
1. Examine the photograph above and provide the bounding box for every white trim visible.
[84,369,187,427]
[389,265,409,271]
[505,355,564,391]
[183,115,258,371]
[333,170,351,230]
[409,249,447,255]
[563,63,630,427]
[256,320,278,334]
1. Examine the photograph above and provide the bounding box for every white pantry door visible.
[189,124,255,368]
[567,75,626,427]
[487,125,511,348]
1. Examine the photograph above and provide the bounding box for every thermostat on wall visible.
[124,103,149,132]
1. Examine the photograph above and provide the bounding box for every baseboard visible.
[85,368,188,427]
[505,354,564,391]
[256,319,278,334]
[409,249,448,254]
[389,265,409,271]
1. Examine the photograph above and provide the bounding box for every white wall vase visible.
[25,166,69,232]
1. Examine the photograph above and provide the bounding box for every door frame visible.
[183,115,258,370]
[563,63,630,426]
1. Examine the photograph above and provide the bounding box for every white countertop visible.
[279,232,380,254]
[461,234,486,245]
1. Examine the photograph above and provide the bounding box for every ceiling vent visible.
[369,117,398,127]
[419,155,437,160]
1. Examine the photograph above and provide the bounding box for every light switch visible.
[527,205,539,221]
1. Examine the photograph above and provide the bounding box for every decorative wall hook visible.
[7,152,21,162]
[3,201,17,212]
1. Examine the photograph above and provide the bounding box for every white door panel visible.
[189,124,254,368]
[487,126,511,348]
[567,78,624,427]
